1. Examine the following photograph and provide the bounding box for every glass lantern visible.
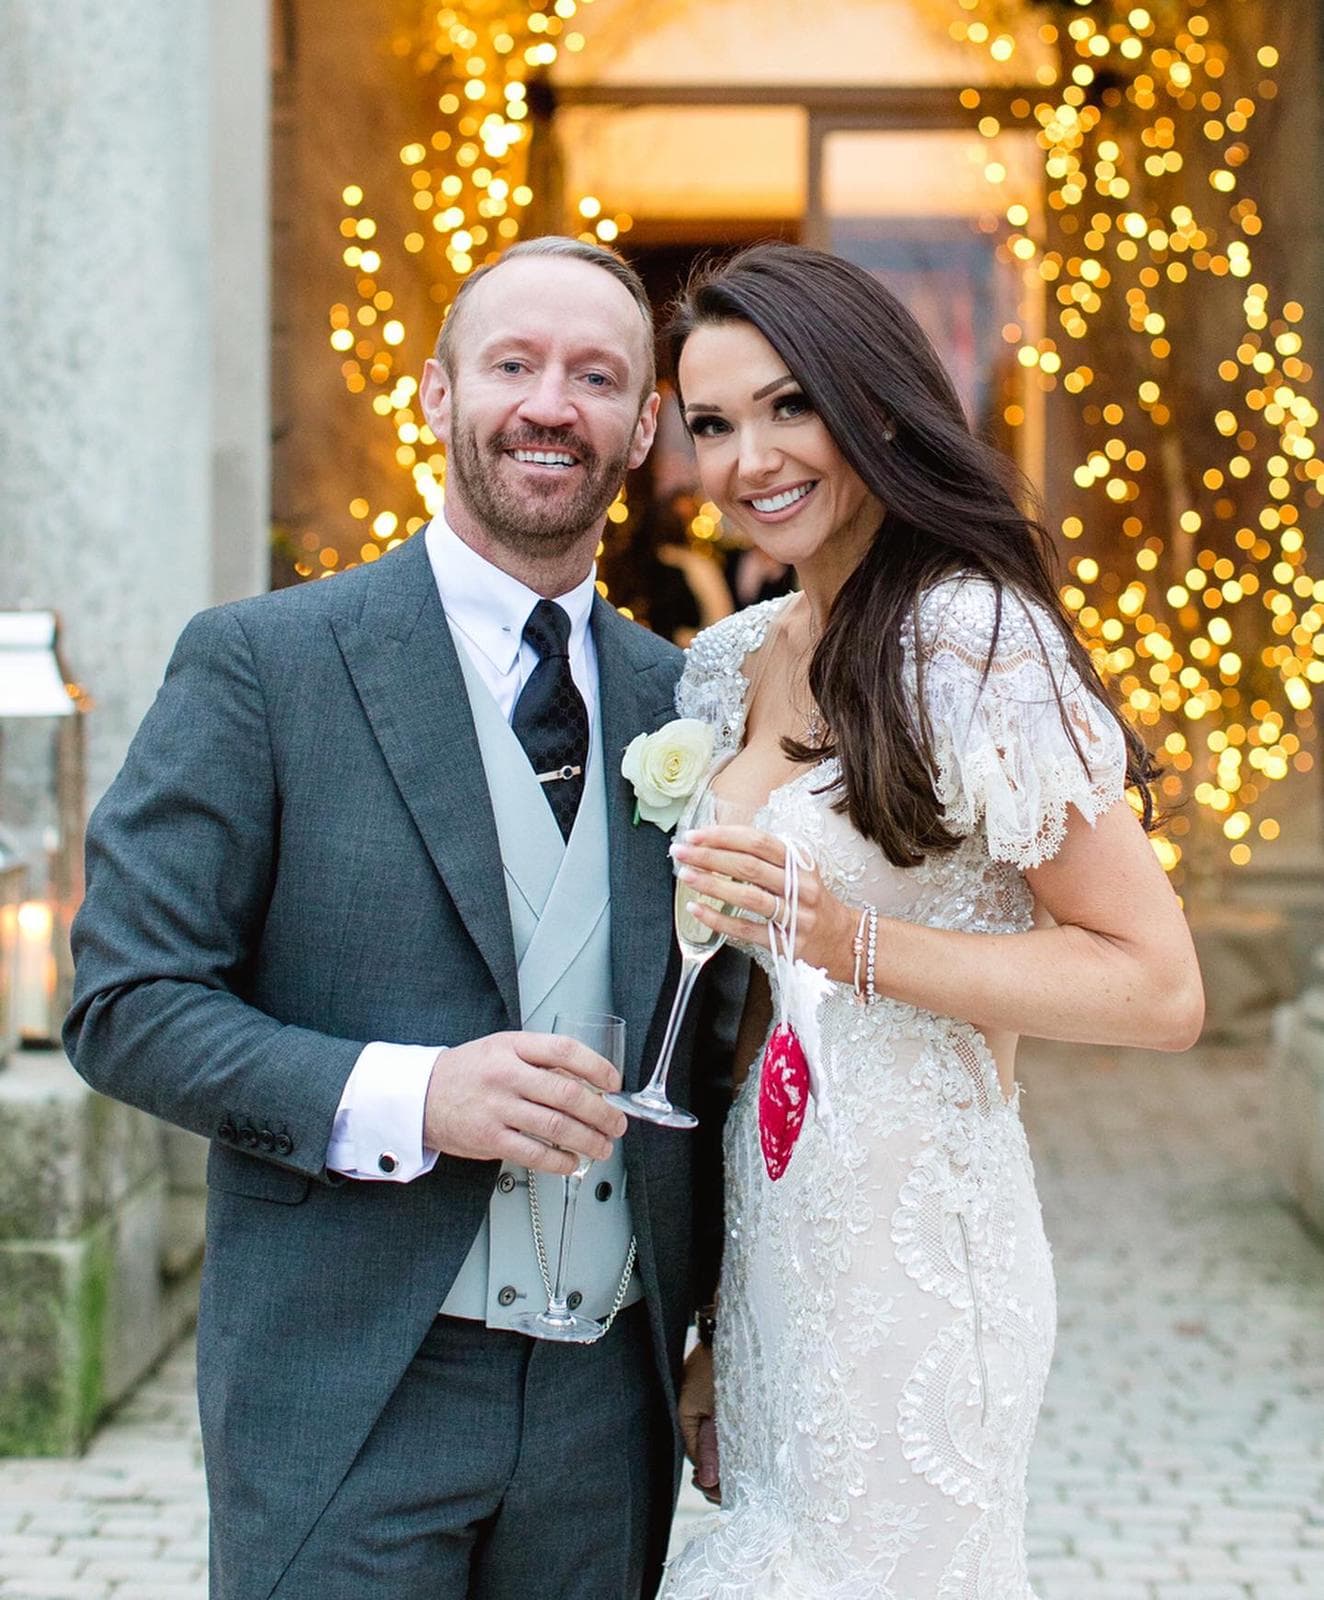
[0,612,86,1054]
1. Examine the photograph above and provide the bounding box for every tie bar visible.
[536,763,582,785]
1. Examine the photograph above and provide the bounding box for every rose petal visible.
[637,794,686,830]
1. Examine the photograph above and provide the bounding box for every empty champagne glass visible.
[606,780,751,1129]
[512,1011,625,1343]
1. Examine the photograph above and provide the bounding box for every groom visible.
[66,238,737,1599]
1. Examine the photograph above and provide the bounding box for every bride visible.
[657,243,1203,1599]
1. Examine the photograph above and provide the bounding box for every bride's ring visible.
[769,893,789,930]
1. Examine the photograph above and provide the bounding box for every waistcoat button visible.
[497,1173,516,1194]
[497,1285,517,1308]
[595,1181,613,1202]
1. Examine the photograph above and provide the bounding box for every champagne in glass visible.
[674,877,731,959]
[512,1011,625,1344]
[607,785,750,1129]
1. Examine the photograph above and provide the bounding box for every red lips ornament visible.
[758,1022,811,1180]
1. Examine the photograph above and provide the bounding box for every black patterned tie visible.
[512,600,589,842]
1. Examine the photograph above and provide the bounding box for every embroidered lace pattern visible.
[905,576,1126,871]
[662,580,1125,1599]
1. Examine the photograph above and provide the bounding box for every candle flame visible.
[17,901,53,937]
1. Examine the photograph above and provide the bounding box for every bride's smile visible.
[677,318,883,591]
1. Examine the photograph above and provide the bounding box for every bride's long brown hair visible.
[668,243,1156,868]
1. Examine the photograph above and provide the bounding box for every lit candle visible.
[13,900,56,1046]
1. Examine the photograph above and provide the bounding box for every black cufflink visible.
[377,1151,399,1175]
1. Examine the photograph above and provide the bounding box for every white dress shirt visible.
[326,518,600,1181]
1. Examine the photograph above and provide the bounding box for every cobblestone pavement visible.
[0,1341,206,1600]
[1,1040,1321,1598]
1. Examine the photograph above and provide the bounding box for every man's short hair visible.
[432,236,657,395]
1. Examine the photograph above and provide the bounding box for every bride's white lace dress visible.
[660,578,1126,1600]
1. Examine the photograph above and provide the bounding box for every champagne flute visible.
[607,782,750,1129]
[512,1011,625,1343]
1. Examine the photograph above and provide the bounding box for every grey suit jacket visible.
[64,534,740,1599]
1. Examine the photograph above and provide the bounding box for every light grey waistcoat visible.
[439,629,640,1327]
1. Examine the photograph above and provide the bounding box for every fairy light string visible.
[314,1,1319,867]
[311,0,631,589]
[947,0,1320,870]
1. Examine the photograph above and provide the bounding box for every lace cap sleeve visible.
[907,577,1128,869]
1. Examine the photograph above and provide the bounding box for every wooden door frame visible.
[553,81,1032,250]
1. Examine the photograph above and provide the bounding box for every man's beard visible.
[447,403,634,559]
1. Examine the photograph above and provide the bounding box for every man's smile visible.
[506,448,581,470]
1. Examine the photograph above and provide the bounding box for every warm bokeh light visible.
[314,4,1317,864]
[953,0,1318,870]
[322,1,634,593]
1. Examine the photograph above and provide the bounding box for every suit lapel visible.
[594,597,682,1093]
[330,537,521,1025]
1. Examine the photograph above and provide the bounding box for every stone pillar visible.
[0,0,271,797]
[0,0,270,1453]
[1184,0,1324,1048]
[210,0,273,608]
[0,2,210,801]
[1262,0,1324,1234]
[1272,973,1324,1239]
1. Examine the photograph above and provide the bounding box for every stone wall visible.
[0,0,270,800]
[0,0,269,1455]
[0,1054,205,1455]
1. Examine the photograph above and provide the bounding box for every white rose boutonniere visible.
[621,717,715,831]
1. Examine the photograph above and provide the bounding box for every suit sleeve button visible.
[595,1181,613,1202]
[377,1152,399,1175]
[274,1133,294,1156]
[497,1173,516,1194]
[497,1285,517,1308]
[239,1124,259,1148]
[218,1120,237,1144]
[258,1128,276,1152]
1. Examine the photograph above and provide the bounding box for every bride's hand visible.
[679,1342,721,1505]
[672,823,857,979]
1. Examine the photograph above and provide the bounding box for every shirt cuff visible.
[327,1042,442,1182]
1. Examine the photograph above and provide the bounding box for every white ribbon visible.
[766,834,834,1131]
